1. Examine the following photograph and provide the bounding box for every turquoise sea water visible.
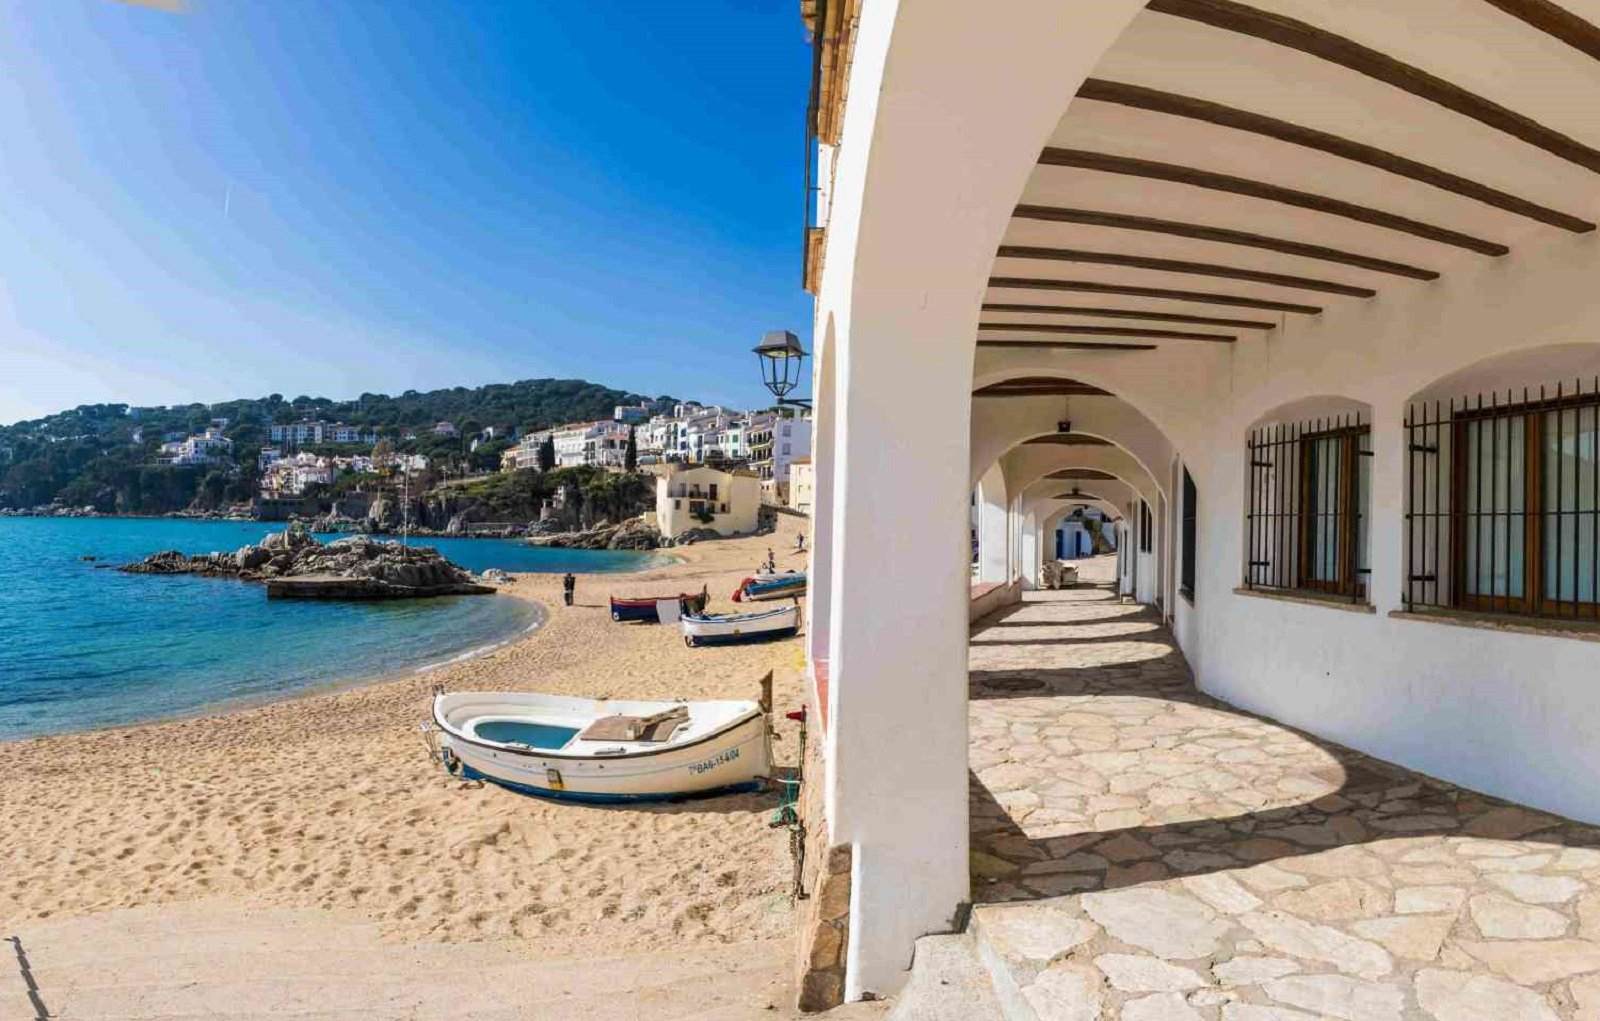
[0,517,663,741]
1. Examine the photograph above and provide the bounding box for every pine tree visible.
[537,436,556,473]
[624,426,638,472]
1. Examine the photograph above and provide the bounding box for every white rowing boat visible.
[681,604,800,647]
[429,690,771,803]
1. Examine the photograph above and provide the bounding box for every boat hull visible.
[456,764,764,804]
[735,573,807,602]
[742,585,805,602]
[609,599,664,623]
[682,605,800,647]
[609,588,708,622]
[437,707,770,802]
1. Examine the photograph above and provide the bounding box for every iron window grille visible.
[1245,413,1372,603]
[1405,379,1599,623]
[1180,468,1197,601]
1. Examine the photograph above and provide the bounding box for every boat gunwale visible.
[682,605,798,625]
[433,695,764,762]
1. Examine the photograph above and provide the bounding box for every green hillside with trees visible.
[0,378,678,513]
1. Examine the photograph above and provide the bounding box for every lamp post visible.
[753,330,811,410]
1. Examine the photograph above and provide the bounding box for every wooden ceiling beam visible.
[990,275,1323,314]
[1481,0,1600,63]
[976,340,1158,351]
[997,244,1377,297]
[979,321,1233,342]
[1013,204,1441,279]
[1076,80,1595,233]
[1026,434,1114,446]
[974,376,1114,398]
[1047,468,1119,480]
[1050,491,1116,503]
[976,388,1114,398]
[1040,148,1509,256]
[1147,0,1600,175]
[982,301,1277,330]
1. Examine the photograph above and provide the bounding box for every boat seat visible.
[580,706,689,743]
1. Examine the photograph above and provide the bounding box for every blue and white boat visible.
[429,690,770,803]
[681,604,800,647]
[737,571,806,601]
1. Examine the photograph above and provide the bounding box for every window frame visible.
[1244,414,1372,606]
[1295,424,1370,600]
[1448,391,1599,621]
[1180,467,1197,602]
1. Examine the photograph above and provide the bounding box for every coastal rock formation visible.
[526,515,662,551]
[668,526,723,546]
[119,529,493,598]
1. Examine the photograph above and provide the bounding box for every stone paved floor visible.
[967,572,1600,1020]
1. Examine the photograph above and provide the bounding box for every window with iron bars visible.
[1405,379,1599,623]
[1244,413,1372,603]
[1181,468,1197,601]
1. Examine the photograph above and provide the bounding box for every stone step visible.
[969,902,1085,1021]
[885,933,1004,1021]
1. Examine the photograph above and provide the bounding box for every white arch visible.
[1002,444,1161,509]
[813,0,1150,999]
[971,388,1178,498]
[973,349,1222,480]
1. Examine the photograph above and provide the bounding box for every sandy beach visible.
[0,514,838,1016]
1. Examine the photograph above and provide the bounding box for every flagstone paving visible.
[967,578,1600,1020]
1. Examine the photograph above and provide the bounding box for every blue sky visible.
[0,1,813,425]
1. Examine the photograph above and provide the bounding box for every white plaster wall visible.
[806,323,838,670]
[977,463,1011,583]
[1021,507,1042,589]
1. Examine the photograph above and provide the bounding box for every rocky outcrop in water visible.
[118,528,493,599]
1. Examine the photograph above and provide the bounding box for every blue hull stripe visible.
[688,626,800,647]
[460,764,764,804]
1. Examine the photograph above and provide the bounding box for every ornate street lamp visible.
[753,329,811,409]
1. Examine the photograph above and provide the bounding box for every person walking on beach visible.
[562,572,575,607]
[764,548,776,573]
[795,532,805,553]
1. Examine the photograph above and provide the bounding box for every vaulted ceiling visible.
[979,0,1600,354]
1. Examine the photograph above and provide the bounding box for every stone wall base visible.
[792,687,851,1012]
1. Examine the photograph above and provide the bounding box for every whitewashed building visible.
[160,427,232,467]
[524,420,634,469]
[770,416,811,484]
[795,0,1600,1007]
[613,402,653,424]
[267,421,377,446]
[788,457,814,514]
